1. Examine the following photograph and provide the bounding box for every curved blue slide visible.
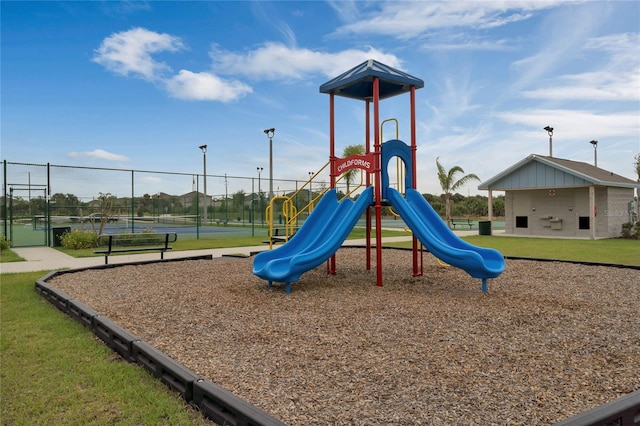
[253,186,374,292]
[387,187,504,290]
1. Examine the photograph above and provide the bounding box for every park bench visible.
[450,218,473,229]
[263,228,300,245]
[263,228,288,244]
[95,233,177,264]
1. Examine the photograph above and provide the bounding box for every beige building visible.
[479,155,639,239]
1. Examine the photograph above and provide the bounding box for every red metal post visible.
[373,78,383,286]
[365,98,372,271]
[328,92,337,275]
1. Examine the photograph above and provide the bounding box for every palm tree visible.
[436,157,480,227]
[342,144,365,194]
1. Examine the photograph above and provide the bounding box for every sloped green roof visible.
[319,59,424,100]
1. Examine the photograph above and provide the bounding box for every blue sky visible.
[2,1,639,198]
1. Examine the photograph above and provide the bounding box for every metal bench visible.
[263,228,288,245]
[95,233,177,264]
[450,218,473,229]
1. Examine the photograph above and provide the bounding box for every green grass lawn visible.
[0,272,212,425]
[389,235,640,266]
[0,249,24,263]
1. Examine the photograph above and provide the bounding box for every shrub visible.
[0,236,10,251]
[60,229,99,249]
[621,222,640,239]
[107,228,159,246]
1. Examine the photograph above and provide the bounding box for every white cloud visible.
[522,33,640,101]
[94,29,401,102]
[332,1,560,40]
[422,36,516,52]
[139,176,162,184]
[68,149,130,162]
[165,70,253,102]
[522,70,639,101]
[498,109,640,140]
[210,42,402,80]
[92,27,185,81]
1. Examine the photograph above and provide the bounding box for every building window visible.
[515,216,528,228]
[579,216,590,230]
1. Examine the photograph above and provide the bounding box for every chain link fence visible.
[2,160,349,247]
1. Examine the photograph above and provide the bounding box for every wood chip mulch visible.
[49,248,640,425]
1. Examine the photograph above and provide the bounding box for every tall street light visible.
[263,128,275,200]
[590,140,598,167]
[257,167,263,225]
[199,144,207,224]
[224,173,228,221]
[544,126,554,157]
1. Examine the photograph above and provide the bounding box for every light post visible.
[263,128,275,200]
[590,140,598,167]
[308,171,313,206]
[199,144,207,225]
[224,173,228,222]
[257,167,263,225]
[544,126,553,157]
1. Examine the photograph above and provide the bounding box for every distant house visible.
[179,191,213,209]
[478,154,639,239]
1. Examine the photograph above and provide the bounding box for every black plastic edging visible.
[133,340,199,402]
[35,280,73,314]
[68,299,100,329]
[349,245,640,271]
[35,256,286,426]
[552,389,640,426]
[94,316,140,363]
[193,379,286,426]
[503,255,640,270]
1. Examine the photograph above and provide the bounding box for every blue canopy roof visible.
[319,59,424,100]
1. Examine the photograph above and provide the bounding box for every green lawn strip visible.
[0,272,211,425]
[0,249,24,263]
[389,236,640,266]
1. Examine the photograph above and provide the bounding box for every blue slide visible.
[387,187,504,289]
[253,186,374,292]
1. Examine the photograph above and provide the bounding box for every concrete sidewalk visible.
[0,236,410,274]
[0,244,271,274]
[0,231,486,274]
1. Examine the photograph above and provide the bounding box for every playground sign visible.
[335,153,374,174]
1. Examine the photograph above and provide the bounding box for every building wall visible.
[604,187,635,238]
[504,187,622,238]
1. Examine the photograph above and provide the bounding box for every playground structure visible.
[253,59,504,293]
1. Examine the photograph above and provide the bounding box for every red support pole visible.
[373,78,383,287]
[328,92,337,275]
[365,99,372,271]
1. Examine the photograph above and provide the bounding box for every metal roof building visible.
[479,154,639,239]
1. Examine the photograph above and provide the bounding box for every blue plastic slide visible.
[387,187,504,290]
[253,186,374,292]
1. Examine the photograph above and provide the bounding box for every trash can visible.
[478,221,492,236]
[52,227,71,247]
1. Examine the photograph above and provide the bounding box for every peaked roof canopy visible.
[478,154,640,190]
[319,59,424,101]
